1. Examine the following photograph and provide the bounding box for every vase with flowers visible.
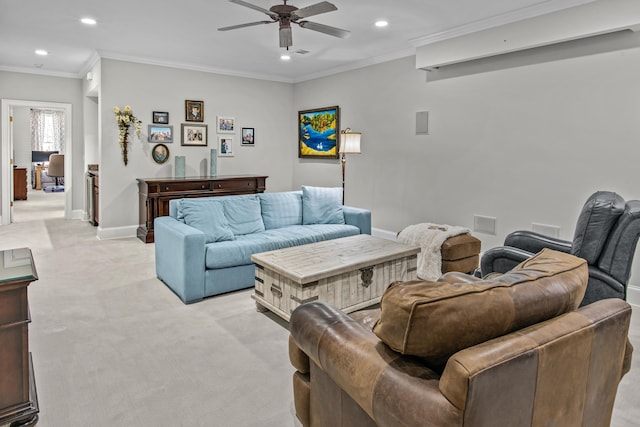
[114,105,142,165]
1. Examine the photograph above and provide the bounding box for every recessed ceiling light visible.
[280,54,291,61]
[35,49,48,56]
[81,17,97,25]
[375,20,389,28]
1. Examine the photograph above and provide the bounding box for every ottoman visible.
[441,233,481,274]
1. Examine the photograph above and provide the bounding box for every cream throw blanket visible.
[397,223,470,281]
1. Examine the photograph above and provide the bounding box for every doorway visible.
[1,99,73,225]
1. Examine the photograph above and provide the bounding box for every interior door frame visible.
[1,99,73,224]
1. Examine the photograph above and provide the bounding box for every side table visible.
[0,248,39,427]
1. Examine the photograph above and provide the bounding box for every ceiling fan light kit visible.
[219,0,350,49]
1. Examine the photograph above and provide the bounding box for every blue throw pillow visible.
[302,186,345,225]
[223,195,266,235]
[259,192,303,229]
[181,199,235,243]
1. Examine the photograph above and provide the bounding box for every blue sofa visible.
[154,187,371,303]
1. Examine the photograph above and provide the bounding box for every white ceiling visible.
[0,0,595,83]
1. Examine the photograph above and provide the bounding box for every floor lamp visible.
[339,128,361,205]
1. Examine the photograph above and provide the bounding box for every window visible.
[30,109,65,153]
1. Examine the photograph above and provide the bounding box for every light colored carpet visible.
[3,189,297,427]
[1,188,638,426]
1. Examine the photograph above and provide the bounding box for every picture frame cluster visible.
[147,100,255,164]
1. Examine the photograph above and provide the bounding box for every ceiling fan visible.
[218,0,351,49]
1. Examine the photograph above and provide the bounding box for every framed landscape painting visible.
[298,106,339,158]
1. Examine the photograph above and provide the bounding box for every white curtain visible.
[30,109,65,153]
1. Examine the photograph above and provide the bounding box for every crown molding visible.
[293,47,416,83]
[0,65,80,79]
[97,50,296,84]
[410,0,598,47]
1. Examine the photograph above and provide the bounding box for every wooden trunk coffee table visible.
[251,234,420,321]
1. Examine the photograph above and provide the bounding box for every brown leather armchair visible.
[289,249,633,427]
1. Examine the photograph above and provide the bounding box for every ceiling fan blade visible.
[279,27,293,48]
[218,21,274,31]
[291,1,337,20]
[298,21,350,38]
[229,0,278,19]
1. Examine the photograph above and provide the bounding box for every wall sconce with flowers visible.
[114,105,142,165]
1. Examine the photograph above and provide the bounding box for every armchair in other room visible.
[45,154,64,192]
[480,191,640,306]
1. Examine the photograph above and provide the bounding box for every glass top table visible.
[0,247,37,284]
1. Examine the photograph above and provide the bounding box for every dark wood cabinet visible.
[14,168,27,200]
[0,248,39,426]
[136,175,268,243]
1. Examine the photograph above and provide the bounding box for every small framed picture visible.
[181,123,208,146]
[241,128,255,146]
[218,136,234,156]
[148,125,173,143]
[152,111,169,124]
[185,100,204,122]
[152,143,170,164]
[217,116,235,134]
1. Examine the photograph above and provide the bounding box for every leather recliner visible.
[480,190,640,306]
[289,249,633,427]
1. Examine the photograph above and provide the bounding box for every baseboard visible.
[97,225,138,240]
[372,227,397,241]
[71,209,84,220]
[627,285,640,307]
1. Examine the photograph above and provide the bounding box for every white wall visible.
[12,107,31,186]
[292,43,640,298]
[0,71,84,212]
[97,59,295,235]
[83,59,101,167]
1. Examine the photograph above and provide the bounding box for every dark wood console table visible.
[137,175,268,243]
[0,248,39,427]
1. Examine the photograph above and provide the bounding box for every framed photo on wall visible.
[218,136,234,156]
[148,125,173,143]
[152,111,169,124]
[185,100,204,122]
[181,123,208,146]
[298,106,340,158]
[152,143,169,164]
[217,116,235,134]
[241,128,254,146]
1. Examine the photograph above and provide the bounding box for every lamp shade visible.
[339,131,361,154]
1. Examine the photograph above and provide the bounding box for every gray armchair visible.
[480,191,640,306]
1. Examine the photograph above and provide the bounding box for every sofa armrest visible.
[154,216,206,303]
[440,298,632,422]
[343,206,371,235]
[480,246,534,275]
[504,230,572,254]
[290,302,461,426]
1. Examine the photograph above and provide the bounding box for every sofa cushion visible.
[372,248,588,366]
[259,191,303,229]
[302,185,344,225]
[223,195,265,235]
[181,199,234,243]
[204,224,360,269]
